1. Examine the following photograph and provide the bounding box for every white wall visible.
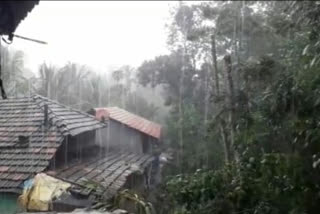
[96,120,145,154]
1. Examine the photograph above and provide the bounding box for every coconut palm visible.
[37,61,91,109]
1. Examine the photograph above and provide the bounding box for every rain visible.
[0,1,320,214]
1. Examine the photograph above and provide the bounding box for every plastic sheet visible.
[18,173,71,211]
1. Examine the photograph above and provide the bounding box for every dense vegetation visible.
[136,1,320,214]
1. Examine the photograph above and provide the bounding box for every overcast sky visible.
[10,1,183,74]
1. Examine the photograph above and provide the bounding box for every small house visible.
[0,96,158,213]
[88,107,162,155]
[0,94,106,213]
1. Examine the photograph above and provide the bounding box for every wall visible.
[51,130,97,168]
[0,193,19,214]
[95,120,157,154]
[68,130,96,156]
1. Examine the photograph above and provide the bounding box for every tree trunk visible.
[203,62,210,166]
[211,34,220,96]
[178,56,185,172]
[219,119,231,163]
[224,55,238,161]
[211,34,232,163]
[177,0,186,172]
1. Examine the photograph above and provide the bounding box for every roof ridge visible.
[93,106,161,139]
[106,106,161,127]
[33,94,102,122]
[32,94,107,136]
[31,94,68,136]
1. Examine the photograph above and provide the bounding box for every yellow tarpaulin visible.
[18,173,71,211]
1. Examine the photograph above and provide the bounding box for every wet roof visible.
[47,151,154,199]
[93,107,162,140]
[0,94,106,193]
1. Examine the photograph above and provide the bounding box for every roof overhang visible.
[0,1,39,38]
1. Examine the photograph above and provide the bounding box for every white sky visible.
[9,1,184,74]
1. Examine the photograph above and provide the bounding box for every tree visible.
[161,1,320,214]
[37,62,91,110]
[0,45,30,97]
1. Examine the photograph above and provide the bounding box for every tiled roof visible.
[93,107,162,139]
[0,95,106,193]
[33,95,106,136]
[47,152,154,199]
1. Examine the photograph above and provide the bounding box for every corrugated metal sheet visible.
[93,107,162,140]
[0,94,106,193]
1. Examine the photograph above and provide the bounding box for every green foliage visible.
[159,1,320,214]
[164,151,319,214]
[165,103,213,172]
[113,189,155,214]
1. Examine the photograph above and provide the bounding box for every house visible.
[87,107,164,196]
[88,107,162,155]
[20,150,155,212]
[0,96,158,213]
[0,94,106,213]
[47,151,154,204]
